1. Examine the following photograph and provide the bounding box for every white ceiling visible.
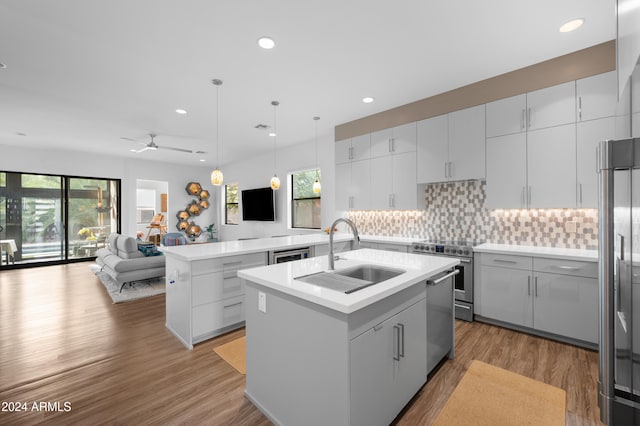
[0,1,616,166]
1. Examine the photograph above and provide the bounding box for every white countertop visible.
[359,234,422,245]
[159,233,353,261]
[474,243,598,262]
[238,248,459,314]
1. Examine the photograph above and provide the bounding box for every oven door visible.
[453,257,473,303]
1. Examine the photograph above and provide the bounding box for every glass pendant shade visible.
[313,179,321,193]
[270,175,281,190]
[211,168,224,186]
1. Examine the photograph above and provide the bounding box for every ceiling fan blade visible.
[159,146,193,154]
[120,136,139,142]
[135,145,155,153]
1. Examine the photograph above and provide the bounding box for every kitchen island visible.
[238,248,459,426]
[160,233,353,349]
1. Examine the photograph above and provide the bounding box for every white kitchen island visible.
[238,248,459,426]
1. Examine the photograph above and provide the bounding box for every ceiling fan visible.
[122,133,206,154]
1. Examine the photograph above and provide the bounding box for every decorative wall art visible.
[175,182,211,239]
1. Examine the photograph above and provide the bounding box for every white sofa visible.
[95,233,165,291]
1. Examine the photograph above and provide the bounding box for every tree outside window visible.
[225,183,239,225]
[291,169,321,229]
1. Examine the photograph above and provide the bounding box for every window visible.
[225,183,239,225]
[136,189,156,224]
[291,169,321,229]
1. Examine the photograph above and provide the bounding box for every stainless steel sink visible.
[295,264,405,294]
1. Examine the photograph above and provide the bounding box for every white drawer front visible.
[192,295,245,338]
[480,253,532,270]
[533,257,597,278]
[192,272,245,306]
[191,252,267,276]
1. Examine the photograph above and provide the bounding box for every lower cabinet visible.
[165,252,267,349]
[350,297,427,426]
[476,252,598,345]
[359,241,410,252]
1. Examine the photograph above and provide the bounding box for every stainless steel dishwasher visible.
[426,269,458,374]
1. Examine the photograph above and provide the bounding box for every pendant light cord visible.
[314,116,320,178]
[272,101,279,173]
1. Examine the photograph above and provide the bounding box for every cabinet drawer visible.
[192,252,267,276]
[480,253,532,270]
[192,295,245,338]
[533,257,597,278]
[192,272,244,306]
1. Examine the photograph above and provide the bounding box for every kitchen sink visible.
[295,265,405,294]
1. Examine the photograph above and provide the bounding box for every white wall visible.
[217,135,335,241]
[0,144,218,239]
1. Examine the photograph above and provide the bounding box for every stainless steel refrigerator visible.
[598,137,640,425]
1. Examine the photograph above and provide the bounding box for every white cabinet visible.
[526,81,576,130]
[417,105,485,183]
[577,117,616,207]
[370,122,417,158]
[371,152,417,210]
[359,240,410,253]
[576,71,617,122]
[350,297,427,426]
[165,251,267,349]
[527,124,576,208]
[335,134,371,164]
[416,114,448,183]
[335,159,371,211]
[486,80,579,208]
[476,252,598,346]
[448,105,486,181]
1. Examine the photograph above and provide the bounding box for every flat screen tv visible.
[241,187,276,221]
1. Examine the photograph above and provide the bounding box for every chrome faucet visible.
[328,218,360,270]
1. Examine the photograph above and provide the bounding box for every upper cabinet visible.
[486,94,526,138]
[576,71,617,122]
[371,122,417,158]
[335,134,371,164]
[417,105,485,183]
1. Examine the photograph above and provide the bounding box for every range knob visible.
[463,249,470,256]
[445,248,450,253]
[430,246,435,251]
[457,249,463,255]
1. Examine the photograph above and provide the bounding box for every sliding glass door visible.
[0,171,120,268]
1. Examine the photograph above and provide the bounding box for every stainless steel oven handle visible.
[459,258,471,263]
[454,303,471,310]
[427,269,460,285]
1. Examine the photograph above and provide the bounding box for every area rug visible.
[90,264,165,303]
[433,360,566,426]
[214,336,246,374]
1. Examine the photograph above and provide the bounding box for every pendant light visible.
[312,116,321,194]
[210,79,224,186]
[270,100,281,190]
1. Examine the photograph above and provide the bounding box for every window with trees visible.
[291,169,321,229]
[225,183,239,225]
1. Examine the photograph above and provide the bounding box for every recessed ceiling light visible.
[362,97,375,104]
[258,36,275,49]
[175,108,187,115]
[16,132,26,136]
[559,18,584,33]
[129,149,137,152]
[199,159,205,162]
[268,131,277,137]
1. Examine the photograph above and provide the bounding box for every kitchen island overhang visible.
[238,248,459,426]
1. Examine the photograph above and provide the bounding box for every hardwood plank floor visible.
[0,262,602,425]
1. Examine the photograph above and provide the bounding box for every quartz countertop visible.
[159,233,354,261]
[474,243,598,262]
[238,248,459,314]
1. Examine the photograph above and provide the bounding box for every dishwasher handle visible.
[427,269,460,285]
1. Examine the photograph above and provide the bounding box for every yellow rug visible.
[433,360,566,426]
[213,336,246,374]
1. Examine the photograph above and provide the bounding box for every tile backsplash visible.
[347,180,598,250]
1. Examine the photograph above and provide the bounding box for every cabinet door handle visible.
[550,265,581,271]
[578,96,582,121]
[398,323,405,358]
[223,301,242,309]
[444,162,448,178]
[454,303,471,310]
[493,259,517,264]
[521,109,526,130]
[534,276,538,297]
[393,325,401,361]
[527,107,531,128]
[348,196,354,209]
[373,323,384,332]
[521,186,525,206]
[528,186,532,205]
[528,276,531,296]
[579,183,583,205]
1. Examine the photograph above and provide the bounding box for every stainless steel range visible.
[411,240,479,321]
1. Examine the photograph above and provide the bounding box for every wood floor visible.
[0,262,603,425]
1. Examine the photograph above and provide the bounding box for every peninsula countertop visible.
[158,233,354,261]
[238,248,459,314]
